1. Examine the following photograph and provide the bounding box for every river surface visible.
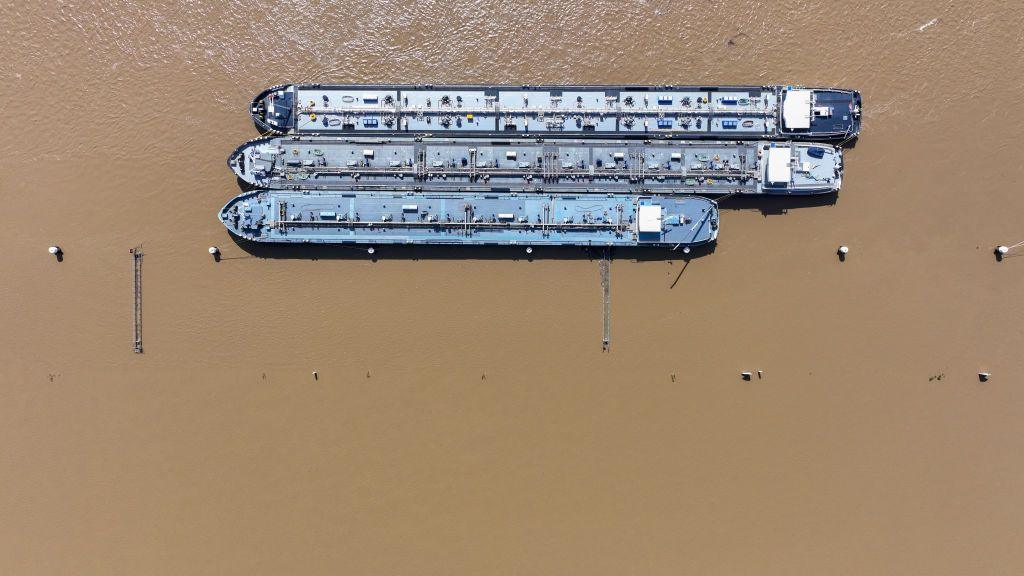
[2,1,1024,573]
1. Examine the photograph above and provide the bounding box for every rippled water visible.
[2,1,1024,574]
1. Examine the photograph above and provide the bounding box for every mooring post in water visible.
[130,246,143,354]
[995,239,1024,261]
[600,247,611,351]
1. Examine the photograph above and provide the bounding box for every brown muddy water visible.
[2,1,1024,574]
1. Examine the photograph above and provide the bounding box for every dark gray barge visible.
[229,136,842,196]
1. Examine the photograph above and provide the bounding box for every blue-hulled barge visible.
[251,84,860,142]
[220,190,718,249]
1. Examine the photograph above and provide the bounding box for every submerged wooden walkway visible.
[131,246,143,354]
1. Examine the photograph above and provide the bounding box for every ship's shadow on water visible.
[228,234,718,262]
[235,177,260,193]
[718,192,837,216]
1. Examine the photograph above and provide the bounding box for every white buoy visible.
[208,246,219,255]
[48,245,61,255]
[838,245,849,255]
[525,246,533,254]
[978,372,991,382]
[367,247,376,255]
[682,246,691,254]
[997,245,1009,255]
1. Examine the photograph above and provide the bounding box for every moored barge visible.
[251,84,860,142]
[220,190,718,249]
[230,136,842,195]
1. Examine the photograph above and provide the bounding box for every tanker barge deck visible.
[221,190,718,249]
[230,136,842,196]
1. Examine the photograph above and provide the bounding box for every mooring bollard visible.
[994,240,1024,261]
[995,245,1009,261]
